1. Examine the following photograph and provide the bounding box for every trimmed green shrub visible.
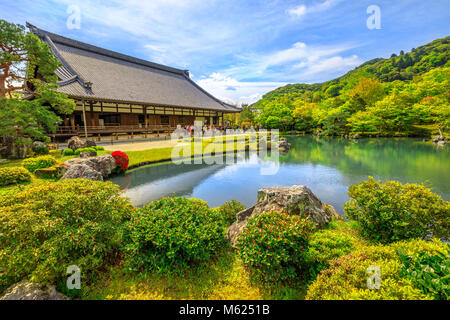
[236,211,316,282]
[74,147,97,156]
[344,177,450,244]
[122,197,227,273]
[0,167,32,187]
[214,200,246,226]
[305,238,449,300]
[95,146,105,151]
[0,179,133,291]
[62,148,74,156]
[307,229,355,274]
[22,155,57,173]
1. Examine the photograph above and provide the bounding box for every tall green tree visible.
[0,20,75,158]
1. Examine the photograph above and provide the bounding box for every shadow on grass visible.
[81,248,308,300]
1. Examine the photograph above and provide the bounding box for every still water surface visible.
[110,136,449,214]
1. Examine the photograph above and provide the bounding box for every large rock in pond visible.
[226,185,340,247]
[67,136,86,151]
[61,163,103,181]
[63,154,117,180]
[278,137,291,153]
[0,280,69,300]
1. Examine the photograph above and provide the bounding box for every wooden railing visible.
[54,125,176,136]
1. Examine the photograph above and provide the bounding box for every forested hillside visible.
[252,37,449,136]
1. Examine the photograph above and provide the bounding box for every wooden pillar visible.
[82,101,88,139]
[144,106,148,128]
[90,102,95,127]
[70,114,75,130]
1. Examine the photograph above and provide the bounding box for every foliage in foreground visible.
[0,166,31,186]
[122,197,228,273]
[305,238,449,300]
[399,250,449,300]
[236,211,316,282]
[344,177,450,243]
[0,179,133,292]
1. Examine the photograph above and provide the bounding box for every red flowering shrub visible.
[112,151,129,171]
[236,211,316,282]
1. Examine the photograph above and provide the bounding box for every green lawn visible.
[0,137,259,170]
[81,249,308,300]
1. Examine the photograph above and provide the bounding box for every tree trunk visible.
[438,123,444,140]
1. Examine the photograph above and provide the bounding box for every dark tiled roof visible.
[27,23,240,113]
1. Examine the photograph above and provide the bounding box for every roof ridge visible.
[26,22,188,77]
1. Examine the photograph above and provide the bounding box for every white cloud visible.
[299,55,361,76]
[45,0,361,104]
[196,73,286,105]
[288,0,341,18]
[218,41,362,82]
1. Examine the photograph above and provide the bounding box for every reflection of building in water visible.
[112,158,227,206]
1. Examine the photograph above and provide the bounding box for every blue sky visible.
[1,0,449,104]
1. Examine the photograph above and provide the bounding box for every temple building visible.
[27,23,240,139]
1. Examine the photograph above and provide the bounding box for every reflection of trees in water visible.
[281,136,449,197]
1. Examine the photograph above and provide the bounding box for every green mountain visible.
[254,37,450,107]
[252,37,449,137]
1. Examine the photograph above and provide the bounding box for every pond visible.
[110,136,450,214]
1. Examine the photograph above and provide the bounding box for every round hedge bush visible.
[236,211,316,282]
[122,197,227,273]
[305,238,449,300]
[344,177,450,244]
[74,147,97,156]
[22,155,57,173]
[62,148,75,156]
[0,179,133,291]
[0,167,32,187]
[213,200,246,226]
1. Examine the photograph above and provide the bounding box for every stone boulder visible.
[61,163,103,181]
[88,154,117,177]
[80,151,97,158]
[0,280,69,300]
[63,154,117,180]
[67,136,86,151]
[226,185,340,247]
[31,141,46,152]
[432,135,447,146]
[278,137,291,153]
[85,140,97,148]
